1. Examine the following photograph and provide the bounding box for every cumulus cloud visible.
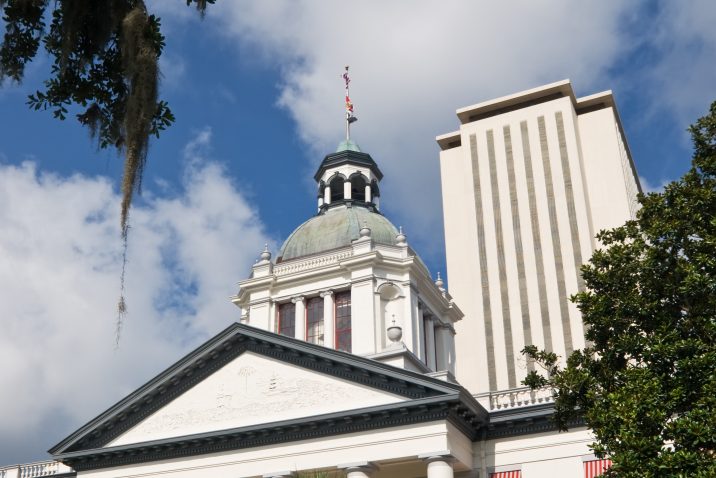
[637,1,716,131]
[639,175,672,194]
[0,130,274,464]
[151,1,707,263]
[198,1,637,261]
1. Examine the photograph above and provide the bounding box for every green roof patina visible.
[336,139,362,152]
[278,206,398,262]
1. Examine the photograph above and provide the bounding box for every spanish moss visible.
[1,0,214,342]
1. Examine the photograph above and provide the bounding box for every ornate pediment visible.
[109,351,405,446]
[51,324,484,471]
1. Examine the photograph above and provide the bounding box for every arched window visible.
[350,175,367,202]
[306,297,324,345]
[330,176,344,202]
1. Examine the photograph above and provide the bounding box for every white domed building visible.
[234,139,461,374]
[3,81,638,478]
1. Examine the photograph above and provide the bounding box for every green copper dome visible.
[277,206,398,262]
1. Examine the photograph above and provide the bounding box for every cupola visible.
[233,66,462,378]
[315,140,382,212]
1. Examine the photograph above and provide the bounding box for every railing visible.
[0,461,74,478]
[479,386,554,411]
[273,249,352,276]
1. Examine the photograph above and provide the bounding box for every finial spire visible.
[343,65,357,141]
[260,243,272,262]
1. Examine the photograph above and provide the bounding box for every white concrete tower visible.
[436,80,641,396]
[233,140,462,376]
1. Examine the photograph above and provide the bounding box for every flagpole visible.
[345,65,351,141]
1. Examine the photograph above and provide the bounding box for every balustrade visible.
[0,461,73,478]
[487,386,554,410]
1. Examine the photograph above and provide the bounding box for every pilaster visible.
[321,290,335,349]
[425,314,437,371]
[292,296,306,341]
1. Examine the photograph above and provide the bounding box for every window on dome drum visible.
[351,175,367,202]
[278,302,296,337]
[330,176,345,202]
[335,291,352,352]
[306,297,324,345]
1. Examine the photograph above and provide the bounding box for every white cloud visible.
[207,1,638,260]
[0,130,274,464]
[170,1,711,262]
[159,52,187,89]
[639,175,671,194]
[639,1,716,130]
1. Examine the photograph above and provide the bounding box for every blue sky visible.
[1,1,715,465]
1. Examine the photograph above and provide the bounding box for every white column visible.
[324,185,331,205]
[435,322,449,371]
[365,184,372,203]
[448,325,456,374]
[340,462,377,478]
[423,456,454,478]
[344,180,352,199]
[425,315,437,370]
[321,290,335,349]
[318,196,324,210]
[292,296,306,341]
[404,288,418,357]
[374,195,380,210]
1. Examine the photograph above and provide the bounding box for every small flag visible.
[343,65,358,136]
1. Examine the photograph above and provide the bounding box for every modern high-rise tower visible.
[437,80,641,396]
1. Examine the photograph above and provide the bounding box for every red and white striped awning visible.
[490,471,521,478]
[584,459,612,478]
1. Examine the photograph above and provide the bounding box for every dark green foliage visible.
[1,0,214,232]
[1,0,214,335]
[523,101,716,477]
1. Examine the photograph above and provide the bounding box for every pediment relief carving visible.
[109,351,405,447]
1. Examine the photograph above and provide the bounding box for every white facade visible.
[437,80,640,395]
[2,81,637,478]
[233,142,460,375]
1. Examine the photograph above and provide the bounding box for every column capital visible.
[320,289,334,298]
[291,295,305,304]
[338,461,378,473]
[418,452,457,464]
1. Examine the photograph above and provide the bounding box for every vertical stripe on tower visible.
[537,116,574,356]
[521,120,552,352]
[487,129,516,388]
[555,111,586,294]
[503,125,533,371]
[470,133,497,390]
